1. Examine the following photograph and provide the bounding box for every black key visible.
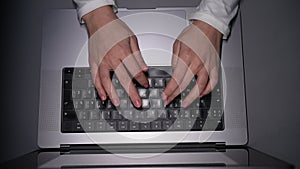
[134,111,146,120]
[63,111,77,121]
[82,89,94,99]
[207,109,223,119]
[87,79,95,88]
[129,121,140,130]
[106,121,117,131]
[157,110,167,119]
[64,68,74,75]
[116,89,125,98]
[190,109,201,119]
[84,100,95,109]
[107,100,116,109]
[64,90,72,100]
[140,122,151,130]
[142,99,150,108]
[179,110,190,119]
[112,110,122,120]
[95,121,106,131]
[63,79,72,89]
[122,110,134,120]
[96,100,107,109]
[162,120,173,130]
[150,99,162,108]
[118,121,128,131]
[72,90,82,99]
[185,119,196,130]
[77,111,89,120]
[146,110,156,119]
[138,89,148,98]
[153,78,165,88]
[119,99,128,109]
[74,122,84,132]
[89,110,100,120]
[62,121,74,132]
[72,79,88,89]
[168,110,179,119]
[74,100,84,110]
[173,99,182,108]
[102,111,111,120]
[63,100,75,110]
[151,121,162,130]
[83,121,95,131]
[74,68,86,78]
[149,89,159,98]
[173,120,184,130]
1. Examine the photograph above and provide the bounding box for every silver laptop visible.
[38,1,247,158]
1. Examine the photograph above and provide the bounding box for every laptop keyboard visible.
[62,67,224,133]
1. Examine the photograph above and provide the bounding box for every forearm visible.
[190,0,240,39]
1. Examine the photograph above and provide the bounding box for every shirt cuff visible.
[76,0,117,23]
[190,12,230,39]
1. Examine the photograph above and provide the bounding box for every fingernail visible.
[113,99,120,106]
[100,94,106,100]
[182,101,188,108]
[199,94,203,98]
[135,100,141,108]
[144,83,149,88]
[142,65,148,71]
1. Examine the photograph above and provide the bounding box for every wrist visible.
[83,6,118,35]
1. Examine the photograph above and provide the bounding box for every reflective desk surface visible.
[1,145,293,169]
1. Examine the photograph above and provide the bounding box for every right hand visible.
[83,6,149,107]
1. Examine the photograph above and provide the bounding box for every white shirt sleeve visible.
[73,0,117,23]
[190,0,240,39]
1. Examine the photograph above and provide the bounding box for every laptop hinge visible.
[60,142,226,154]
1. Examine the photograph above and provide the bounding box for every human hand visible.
[162,20,222,108]
[83,6,149,107]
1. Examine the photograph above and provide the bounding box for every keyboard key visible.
[95,121,106,131]
[119,99,128,109]
[129,121,140,130]
[149,89,159,98]
[150,99,162,108]
[63,111,77,121]
[116,89,125,98]
[84,100,95,109]
[72,79,88,89]
[142,99,150,108]
[140,122,151,130]
[89,110,100,120]
[63,100,74,110]
[96,100,107,109]
[153,78,165,88]
[146,110,156,119]
[157,110,167,119]
[122,110,134,120]
[162,120,173,130]
[82,89,93,99]
[83,121,95,131]
[118,121,128,131]
[72,90,82,99]
[151,121,162,130]
[112,110,122,120]
[77,111,89,120]
[138,89,148,98]
[74,100,84,110]
[106,121,117,131]
[102,111,111,120]
[74,122,84,132]
[173,120,184,130]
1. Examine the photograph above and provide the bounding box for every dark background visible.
[1,0,300,168]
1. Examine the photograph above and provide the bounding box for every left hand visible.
[162,20,222,107]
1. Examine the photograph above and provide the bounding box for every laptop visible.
[37,1,250,167]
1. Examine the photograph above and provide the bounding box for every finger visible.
[200,68,219,97]
[99,63,120,106]
[90,63,107,100]
[166,64,196,104]
[113,62,142,108]
[130,36,148,71]
[122,53,149,88]
[182,68,209,107]
[172,40,180,69]
[163,56,189,103]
